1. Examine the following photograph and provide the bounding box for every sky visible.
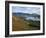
[12,6,40,15]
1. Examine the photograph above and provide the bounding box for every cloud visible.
[12,6,40,15]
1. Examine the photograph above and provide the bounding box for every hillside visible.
[12,16,40,31]
[12,16,30,31]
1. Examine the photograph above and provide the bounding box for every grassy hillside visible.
[12,16,40,31]
[12,16,29,31]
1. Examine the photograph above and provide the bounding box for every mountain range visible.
[12,12,40,18]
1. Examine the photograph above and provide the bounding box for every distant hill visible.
[12,12,40,18]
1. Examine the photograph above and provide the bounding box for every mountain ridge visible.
[12,12,40,17]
